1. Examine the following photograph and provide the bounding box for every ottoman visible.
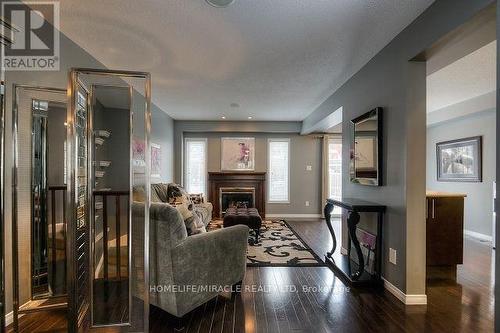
[223,207,262,244]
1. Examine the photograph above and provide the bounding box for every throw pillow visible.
[184,213,206,235]
[166,183,183,203]
[173,202,193,221]
[189,193,204,205]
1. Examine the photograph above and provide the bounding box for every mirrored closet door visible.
[12,86,68,331]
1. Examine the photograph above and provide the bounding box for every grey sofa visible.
[149,202,248,317]
[151,183,213,228]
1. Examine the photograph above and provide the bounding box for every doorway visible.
[418,4,496,331]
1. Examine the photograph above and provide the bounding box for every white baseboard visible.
[5,310,13,326]
[5,310,25,327]
[382,277,427,305]
[265,214,322,219]
[464,229,492,242]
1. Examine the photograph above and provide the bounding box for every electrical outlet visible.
[305,201,310,207]
[389,248,397,265]
[306,165,312,171]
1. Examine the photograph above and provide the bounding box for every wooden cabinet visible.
[426,192,466,266]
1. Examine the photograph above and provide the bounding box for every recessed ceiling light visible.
[221,116,226,119]
[230,102,239,108]
[247,116,252,120]
[206,0,235,8]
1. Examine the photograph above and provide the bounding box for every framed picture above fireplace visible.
[221,137,255,171]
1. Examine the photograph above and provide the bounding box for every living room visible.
[0,0,498,332]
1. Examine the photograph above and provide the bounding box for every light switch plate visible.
[305,201,310,207]
[306,165,312,171]
[389,248,397,265]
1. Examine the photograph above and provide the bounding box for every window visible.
[268,138,290,202]
[328,137,342,214]
[184,138,207,196]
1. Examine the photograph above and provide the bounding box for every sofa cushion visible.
[184,214,206,235]
[194,202,213,227]
[152,183,169,202]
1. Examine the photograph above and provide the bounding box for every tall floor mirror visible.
[0,80,5,332]
[66,69,151,332]
[1,16,14,332]
[12,86,68,331]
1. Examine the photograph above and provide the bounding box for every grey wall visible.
[95,104,131,190]
[302,0,495,294]
[183,131,322,215]
[427,109,496,237]
[152,108,174,183]
[174,120,302,183]
[47,104,67,185]
[3,5,174,314]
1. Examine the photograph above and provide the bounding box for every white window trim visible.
[183,137,208,196]
[267,138,290,204]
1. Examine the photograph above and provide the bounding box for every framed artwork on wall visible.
[151,143,161,178]
[436,136,482,182]
[132,138,146,174]
[221,137,255,171]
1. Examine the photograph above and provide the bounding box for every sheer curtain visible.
[322,135,342,217]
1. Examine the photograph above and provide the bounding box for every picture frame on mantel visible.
[436,136,482,182]
[221,137,255,171]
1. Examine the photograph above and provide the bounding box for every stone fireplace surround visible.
[208,172,266,218]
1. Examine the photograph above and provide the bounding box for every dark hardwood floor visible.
[7,219,494,332]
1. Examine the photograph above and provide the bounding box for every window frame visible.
[267,138,291,204]
[183,137,208,196]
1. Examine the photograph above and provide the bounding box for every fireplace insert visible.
[219,187,255,216]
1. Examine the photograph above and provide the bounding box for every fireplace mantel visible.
[208,172,266,218]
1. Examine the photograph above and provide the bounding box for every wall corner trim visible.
[382,277,428,305]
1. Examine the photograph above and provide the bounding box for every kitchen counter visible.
[426,192,465,266]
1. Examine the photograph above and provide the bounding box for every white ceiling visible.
[56,0,435,121]
[427,41,496,113]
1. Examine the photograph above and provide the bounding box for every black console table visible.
[324,198,386,287]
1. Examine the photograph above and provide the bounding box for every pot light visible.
[247,116,252,120]
[206,0,235,8]
[221,116,226,119]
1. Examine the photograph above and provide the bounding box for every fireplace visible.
[219,187,255,216]
[208,172,266,218]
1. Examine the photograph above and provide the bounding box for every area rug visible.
[207,219,324,267]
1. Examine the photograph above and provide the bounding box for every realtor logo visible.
[1,1,60,71]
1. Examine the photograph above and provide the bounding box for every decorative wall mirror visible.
[12,85,68,331]
[350,107,383,186]
[67,69,151,332]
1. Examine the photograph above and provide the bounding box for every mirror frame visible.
[67,68,151,333]
[11,85,68,332]
[350,107,383,186]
